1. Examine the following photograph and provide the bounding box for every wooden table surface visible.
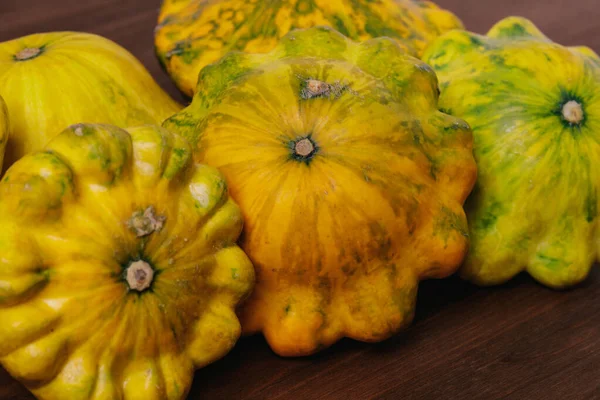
[1,1,599,399]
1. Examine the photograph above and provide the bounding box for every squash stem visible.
[562,100,584,124]
[127,206,166,237]
[126,260,154,291]
[295,138,315,157]
[15,47,41,61]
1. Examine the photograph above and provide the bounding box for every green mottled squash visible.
[164,26,477,356]
[423,17,600,288]
[0,32,182,170]
[155,0,464,97]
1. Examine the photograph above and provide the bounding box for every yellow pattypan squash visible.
[0,124,254,399]
[164,27,477,356]
[423,17,600,288]
[0,32,182,170]
[155,0,464,96]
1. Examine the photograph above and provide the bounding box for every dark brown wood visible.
[1,1,599,399]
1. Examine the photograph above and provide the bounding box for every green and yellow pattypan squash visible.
[155,0,464,97]
[423,17,600,288]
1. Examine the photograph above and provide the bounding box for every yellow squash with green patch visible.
[423,17,600,288]
[164,27,477,356]
[155,0,463,97]
[0,124,254,399]
[0,32,181,170]
[0,95,8,171]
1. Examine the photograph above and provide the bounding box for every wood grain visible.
[0,1,599,399]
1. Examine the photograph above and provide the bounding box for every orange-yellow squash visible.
[0,32,182,170]
[0,95,8,171]
[155,0,464,97]
[0,124,255,399]
[164,27,477,356]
